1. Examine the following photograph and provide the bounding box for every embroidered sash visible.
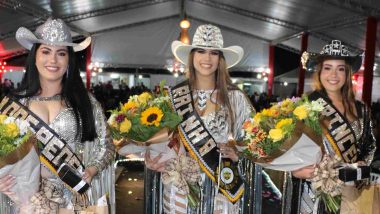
[310,91,358,163]
[169,81,244,203]
[0,96,89,194]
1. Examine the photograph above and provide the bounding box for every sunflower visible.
[140,106,164,127]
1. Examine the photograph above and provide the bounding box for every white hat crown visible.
[35,18,72,44]
[16,17,91,52]
[192,24,224,49]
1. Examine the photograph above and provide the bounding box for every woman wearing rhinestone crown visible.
[292,40,377,214]
[143,24,258,214]
[0,18,115,213]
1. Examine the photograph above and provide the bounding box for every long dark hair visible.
[12,43,96,142]
[187,49,239,128]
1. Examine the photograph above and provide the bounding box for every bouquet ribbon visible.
[113,128,172,151]
[312,154,344,197]
[162,154,200,194]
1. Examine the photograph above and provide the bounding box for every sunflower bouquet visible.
[0,114,40,206]
[239,96,324,171]
[108,82,182,161]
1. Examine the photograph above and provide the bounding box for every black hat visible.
[301,40,362,73]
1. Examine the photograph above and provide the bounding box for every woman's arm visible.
[358,102,377,164]
[85,95,116,177]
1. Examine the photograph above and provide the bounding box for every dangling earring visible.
[66,66,69,78]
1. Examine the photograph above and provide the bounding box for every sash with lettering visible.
[309,91,358,163]
[169,81,244,203]
[0,96,89,194]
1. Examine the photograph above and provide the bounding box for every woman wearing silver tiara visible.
[0,18,115,213]
[292,40,377,213]
[144,24,255,213]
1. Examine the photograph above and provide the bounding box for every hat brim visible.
[302,51,362,73]
[16,27,91,52]
[171,40,244,69]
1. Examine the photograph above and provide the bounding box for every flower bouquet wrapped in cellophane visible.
[0,114,40,211]
[108,82,182,162]
[238,96,324,171]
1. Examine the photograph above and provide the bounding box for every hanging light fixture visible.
[179,0,190,44]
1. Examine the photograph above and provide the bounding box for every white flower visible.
[4,116,15,124]
[128,95,139,103]
[15,118,30,136]
[152,96,170,105]
[107,114,116,125]
[311,100,324,112]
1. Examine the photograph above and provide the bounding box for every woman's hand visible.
[218,144,239,162]
[145,150,168,172]
[292,164,317,179]
[0,175,19,203]
[82,166,98,184]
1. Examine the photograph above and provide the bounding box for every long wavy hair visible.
[312,57,357,119]
[186,49,239,128]
[12,43,96,142]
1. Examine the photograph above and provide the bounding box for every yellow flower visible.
[5,122,19,138]
[119,118,132,133]
[294,105,308,120]
[275,118,293,129]
[269,128,284,142]
[140,106,163,127]
[261,109,270,117]
[0,114,7,123]
[122,101,138,112]
[253,112,262,124]
[269,105,280,117]
[280,99,294,114]
[138,92,152,104]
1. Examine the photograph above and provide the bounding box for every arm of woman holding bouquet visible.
[220,89,254,162]
[83,94,116,183]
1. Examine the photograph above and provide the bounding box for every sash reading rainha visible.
[169,81,244,203]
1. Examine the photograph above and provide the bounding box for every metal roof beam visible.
[63,0,176,22]
[190,0,304,31]
[90,15,178,36]
[189,16,271,43]
[322,0,380,18]
[0,0,49,19]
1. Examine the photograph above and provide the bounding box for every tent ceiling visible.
[1,0,380,74]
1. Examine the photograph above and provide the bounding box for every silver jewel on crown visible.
[320,40,349,57]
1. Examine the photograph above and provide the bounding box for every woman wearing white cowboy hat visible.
[292,40,377,214]
[0,18,115,214]
[144,24,257,213]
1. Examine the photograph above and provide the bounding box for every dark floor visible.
[116,161,145,214]
[115,162,284,214]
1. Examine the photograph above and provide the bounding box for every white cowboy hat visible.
[171,24,244,68]
[301,40,362,73]
[16,18,91,52]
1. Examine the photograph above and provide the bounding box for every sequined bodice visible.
[49,108,80,149]
[50,108,86,157]
[200,108,229,144]
[350,119,363,141]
